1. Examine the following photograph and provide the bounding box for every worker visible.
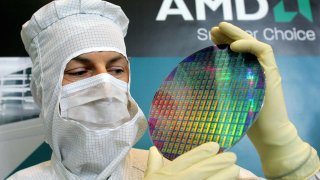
[8,0,319,179]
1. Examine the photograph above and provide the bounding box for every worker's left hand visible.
[144,142,239,180]
[210,22,320,179]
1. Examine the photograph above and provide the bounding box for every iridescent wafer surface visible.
[148,46,265,160]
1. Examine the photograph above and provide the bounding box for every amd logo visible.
[156,0,269,21]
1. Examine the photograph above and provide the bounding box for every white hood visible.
[20,0,147,179]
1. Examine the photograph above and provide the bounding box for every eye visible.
[64,68,93,82]
[66,69,88,76]
[107,67,125,76]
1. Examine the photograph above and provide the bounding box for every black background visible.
[1,0,319,57]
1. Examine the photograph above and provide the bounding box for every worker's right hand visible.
[144,142,239,180]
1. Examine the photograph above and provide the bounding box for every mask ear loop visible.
[57,56,73,122]
[127,57,132,93]
[126,57,138,110]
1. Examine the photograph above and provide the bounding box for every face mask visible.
[60,73,131,129]
[50,73,147,180]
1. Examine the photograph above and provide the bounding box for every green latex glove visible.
[211,22,320,179]
[144,142,239,180]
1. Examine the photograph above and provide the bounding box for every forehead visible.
[71,51,128,64]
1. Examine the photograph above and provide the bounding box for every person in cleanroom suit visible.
[8,0,319,179]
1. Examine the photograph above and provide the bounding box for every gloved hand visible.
[144,142,239,180]
[211,22,320,179]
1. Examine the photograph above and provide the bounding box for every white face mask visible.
[51,73,147,179]
[60,73,131,129]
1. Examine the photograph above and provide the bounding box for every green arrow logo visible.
[274,0,313,22]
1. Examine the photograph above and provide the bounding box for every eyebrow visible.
[72,54,126,66]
